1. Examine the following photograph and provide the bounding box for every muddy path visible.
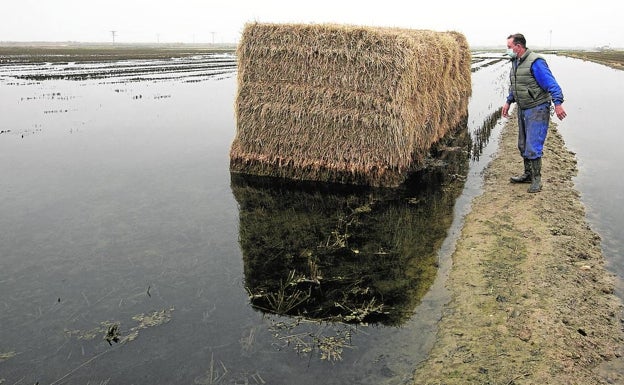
[410,113,624,384]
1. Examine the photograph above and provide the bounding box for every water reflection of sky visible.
[0,53,554,385]
[545,55,624,297]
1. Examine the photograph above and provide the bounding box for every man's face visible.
[507,38,519,55]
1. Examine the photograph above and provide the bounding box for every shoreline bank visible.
[411,114,624,384]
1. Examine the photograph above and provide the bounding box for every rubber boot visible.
[510,158,531,183]
[528,158,542,193]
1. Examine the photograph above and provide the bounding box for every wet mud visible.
[411,113,624,384]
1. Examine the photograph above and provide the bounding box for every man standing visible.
[502,33,567,193]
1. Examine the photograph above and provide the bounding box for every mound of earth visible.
[411,114,624,384]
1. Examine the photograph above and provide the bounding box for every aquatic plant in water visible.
[0,351,16,362]
[267,316,356,362]
[64,307,175,345]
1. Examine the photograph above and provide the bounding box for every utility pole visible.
[210,31,216,44]
[549,30,552,49]
[111,30,117,44]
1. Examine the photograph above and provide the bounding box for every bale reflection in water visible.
[231,126,471,336]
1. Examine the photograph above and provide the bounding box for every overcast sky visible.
[1,0,620,48]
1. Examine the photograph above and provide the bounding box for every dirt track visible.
[411,113,624,384]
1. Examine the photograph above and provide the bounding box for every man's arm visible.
[532,59,564,105]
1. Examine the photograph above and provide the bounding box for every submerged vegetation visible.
[64,307,174,345]
[471,108,503,160]
[0,351,17,362]
[0,42,238,83]
[267,316,357,362]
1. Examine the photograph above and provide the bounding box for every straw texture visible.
[230,22,471,187]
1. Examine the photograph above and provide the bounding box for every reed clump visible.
[230,22,471,187]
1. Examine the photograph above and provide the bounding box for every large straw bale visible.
[230,22,471,187]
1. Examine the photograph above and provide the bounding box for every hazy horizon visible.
[2,0,621,49]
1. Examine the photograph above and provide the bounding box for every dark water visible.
[0,53,517,384]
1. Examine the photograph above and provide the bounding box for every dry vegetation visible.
[230,23,472,187]
[0,42,236,64]
[557,49,624,70]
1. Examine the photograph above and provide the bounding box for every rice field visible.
[0,44,237,82]
[8,43,623,384]
[0,43,237,63]
[556,49,624,70]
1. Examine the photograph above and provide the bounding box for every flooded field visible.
[546,54,624,296]
[2,48,620,384]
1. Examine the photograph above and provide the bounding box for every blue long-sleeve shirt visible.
[506,58,564,106]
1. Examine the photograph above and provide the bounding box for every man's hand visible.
[554,104,567,120]
[502,102,511,118]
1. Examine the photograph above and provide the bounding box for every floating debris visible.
[267,316,356,362]
[0,351,16,362]
[194,353,228,385]
[124,307,175,343]
[105,323,121,345]
[65,307,175,345]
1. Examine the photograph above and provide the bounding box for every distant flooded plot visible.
[470,51,509,72]
[0,53,237,82]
